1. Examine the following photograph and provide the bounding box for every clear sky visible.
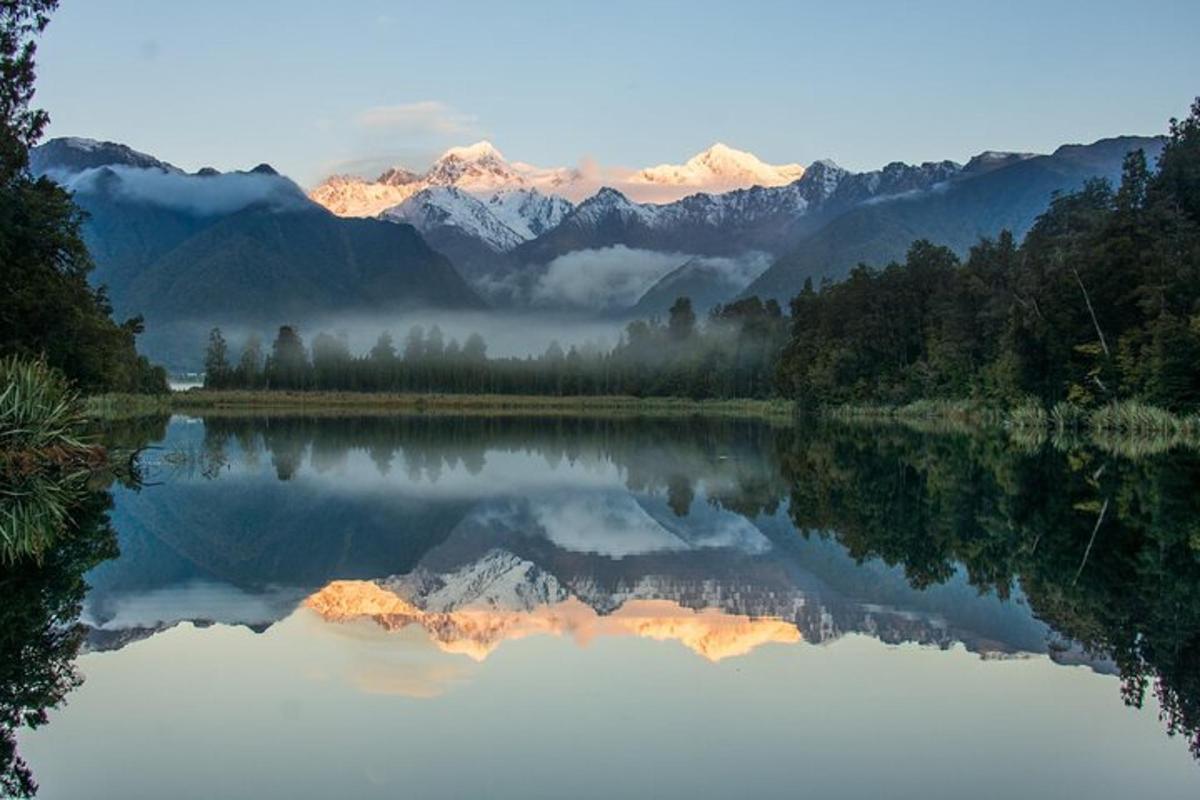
[33,0,1200,187]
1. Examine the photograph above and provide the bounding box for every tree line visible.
[776,99,1200,412]
[203,296,789,398]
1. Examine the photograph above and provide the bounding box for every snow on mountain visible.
[381,186,529,252]
[423,141,527,191]
[629,143,805,196]
[308,141,815,216]
[380,186,575,253]
[485,189,574,240]
[309,141,585,217]
[308,173,422,217]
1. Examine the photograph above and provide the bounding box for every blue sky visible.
[34,0,1200,187]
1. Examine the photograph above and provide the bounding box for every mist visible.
[62,164,311,215]
[530,246,687,310]
[164,309,631,370]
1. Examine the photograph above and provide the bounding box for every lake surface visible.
[10,413,1200,799]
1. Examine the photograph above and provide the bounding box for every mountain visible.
[628,256,771,319]
[29,136,181,175]
[32,137,486,368]
[625,143,805,200]
[507,158,961,268]
[310,142,830,214]
[743,135,1165,303]
[123,205,486,322]
[309,141,583,216]
[379,186,574,283]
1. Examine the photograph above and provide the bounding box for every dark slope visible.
[744,136,1165,303]
[125,206,485,322]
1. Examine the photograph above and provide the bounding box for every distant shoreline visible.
[83,391,1200,454]
[87,390,798,420]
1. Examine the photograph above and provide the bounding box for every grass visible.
[1,355,90,452]
[823,394,1200,454]
[824,399,1003,435]
[1,357,107,563]
[86,385,1200,455]
[163,389,798,420]
[85,392,173,419]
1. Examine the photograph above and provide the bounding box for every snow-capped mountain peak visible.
[439,140,504,162]
[631,143,806,193]
[425,140,528,191]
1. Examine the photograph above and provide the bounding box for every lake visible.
[9,412,1200,799]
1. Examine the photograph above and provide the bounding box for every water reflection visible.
[87,416,1064,669]
[14,410,1199,797]
[0,415,166,798]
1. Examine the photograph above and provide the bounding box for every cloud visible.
[683,252,774,289]
[355,101,478,137]
[531,246,687,310]
[65,164,311,215]
[528,491,690,558]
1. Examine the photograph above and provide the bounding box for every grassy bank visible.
[94,389,797,420]
[827,397,1200,454]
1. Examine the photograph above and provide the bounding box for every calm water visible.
[10,414,1200,799]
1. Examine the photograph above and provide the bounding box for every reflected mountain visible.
[75,412,1200,760]
[84,415,1071,666]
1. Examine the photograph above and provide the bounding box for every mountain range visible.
[310,135,1162,308]
[32,138,486,366]
[32,131,1163,367]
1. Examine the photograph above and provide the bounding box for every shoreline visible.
[87,390,798,420]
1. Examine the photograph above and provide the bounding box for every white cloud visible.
[531,246,687,310]
[64,165,310,215]
[355,101,478,137]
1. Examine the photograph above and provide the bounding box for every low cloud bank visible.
[531,246,687,311]
[62,164,311,215]
[530,248,773,311]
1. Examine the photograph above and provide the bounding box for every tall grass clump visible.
[0,357,104,562]
[0,355,88,453]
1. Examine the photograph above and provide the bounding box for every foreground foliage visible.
[0,357,104,563]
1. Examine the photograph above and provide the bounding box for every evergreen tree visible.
[667,297,696,341]
[267,326,308,389]
[203,327,230,388]
[236,334,263,388]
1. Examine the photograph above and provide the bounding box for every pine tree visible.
[237,334,263,388]
[203,327,230,388]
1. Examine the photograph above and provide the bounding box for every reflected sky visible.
[17,414,1200,799]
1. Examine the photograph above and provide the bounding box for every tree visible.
[203,327,230,388]
[403,326,425,362]
[0,0,55,182]
[237,334,263,388]
[267,326,308,389]
[462,332,486,362]
[668,296,696,341]
[0,0,166,394]
[369,331,396,363]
